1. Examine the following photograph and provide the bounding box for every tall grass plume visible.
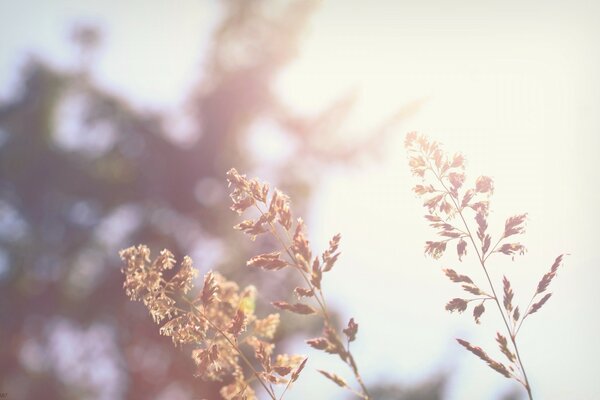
[405,132,567,399]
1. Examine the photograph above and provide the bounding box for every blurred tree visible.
[363,376,446,400]
[0,1,419,399]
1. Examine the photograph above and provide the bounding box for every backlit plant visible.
[405,132,566,399]
[119,244,307,400]
[119,134,567,399]
[119,169,370,400]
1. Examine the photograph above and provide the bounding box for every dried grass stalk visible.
[227,168,370,400]
[119,245,306,400]
[406,132,568,400]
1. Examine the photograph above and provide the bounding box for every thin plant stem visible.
[428,164,534,400]
[253,203,371,399]
[177,296,278,400]
[514,292,538,338]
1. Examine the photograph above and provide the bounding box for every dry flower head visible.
[119,245,306,400]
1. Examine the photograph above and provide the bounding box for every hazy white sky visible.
[293,2,600,399]
[0,0,215,108]
[1,0,599,399]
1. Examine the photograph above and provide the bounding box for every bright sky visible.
[281,2,600,398]
[1,0,599,399]
[0,0,215,110]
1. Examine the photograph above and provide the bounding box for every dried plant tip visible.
[343,318,358,342]
[424,194,445,213]
[292,219,312,265]
[234,219,267,239]
[226,168,246,188]
[450,153,465,169]
[293,287,314,298]
[475,211,487,241]
[160,313,206,345]
[440,230,462,239]
[496,243,527,259]
[482,235,492,255]
[504,214,528,238]
[227,168,262,215]
[475,176,494,194]
[255,342,272,373]
[249,178,269,203]
[449,172,465,191]
[425,241,447,259]
[310,258,322,290]
[230,196,255,215]
[414,184,435,196]
[228,309,247,336]
[154,249,176,271]
[456,338,511,378]
[324,327,347,358]
[473,303,485,324]
[536,254,566,294]
[291,358,308,383]
[405,131,418,147]
[462,284,484,296]
[272,301,316,315]
[470,201,489,215]
[443,268,473,284]
[513,307,520,323]
[278,204,292,231]
[461,189,474,209]
[120,245,196,322]
[446,298,468,313]
[306,337,328,350]
[318,370,349,389]
[201,271,219,307]
[247,252,288,271]
[171,256,199,294]
[193,344,220,376]
[409,157,427,177]
[440,199,452,214]
[502,276,514,313]
[528,293,552,316]
[496,333,516,363]
[322,233,342,272]
[550,254,566,274]
[268,190,293,231]
[457,239,467,261]
[425,214,442,222]
[306,337,337,354]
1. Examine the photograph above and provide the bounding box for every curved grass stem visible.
[428,164,533,400]
[253,203,371,399]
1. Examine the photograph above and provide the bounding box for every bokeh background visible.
[1,1,599,399]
